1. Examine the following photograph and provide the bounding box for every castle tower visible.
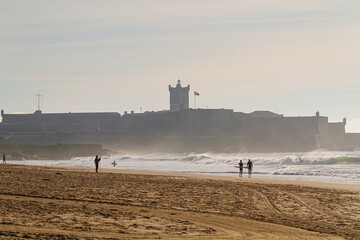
[169,80,190,111]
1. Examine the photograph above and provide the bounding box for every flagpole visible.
[194,92,196,109]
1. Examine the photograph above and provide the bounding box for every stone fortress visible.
[0,80,359,152]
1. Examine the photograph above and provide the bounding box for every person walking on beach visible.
[238,160,244,177]
[94,155,101,173]
[2,153,6,164]
[247,159,253,177]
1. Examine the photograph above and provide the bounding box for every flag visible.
[194,91,200,96]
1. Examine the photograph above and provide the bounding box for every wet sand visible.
[0,164,359,239]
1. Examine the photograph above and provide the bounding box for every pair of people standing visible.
[239,159,253,177]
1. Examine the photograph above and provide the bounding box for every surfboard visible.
[234,166,248,168]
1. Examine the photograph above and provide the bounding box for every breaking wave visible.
[272,168,360,180]
[106,152,360,183]
[111,152,360,166]
[9,151,360,184]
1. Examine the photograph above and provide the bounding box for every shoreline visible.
[7,149,360,186]
[77,166,360,192]
[9,163,360,192]
[0,164,359,239]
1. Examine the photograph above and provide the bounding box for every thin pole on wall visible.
[35,93,42,111]
[194,93,197,109]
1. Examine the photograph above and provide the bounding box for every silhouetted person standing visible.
[2,153,5,164]
[238,160,243,177]
[247,159,253,177]
[94,155,101,173]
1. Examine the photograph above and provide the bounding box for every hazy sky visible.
[1,1,360,131]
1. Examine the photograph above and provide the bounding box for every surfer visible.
[111,160,117,167]
[298,157,303,165]
[2,153,5,164]
[94,155,101,173]
[247,159,253,177]
[238,160,244,177]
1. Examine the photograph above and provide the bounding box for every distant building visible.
[169,80,190,111]
[0,81,359,152]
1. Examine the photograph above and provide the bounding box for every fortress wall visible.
[1,112,121,133]
[120,109,235,136]
[316,117,332,147]
[182,109,234,136]
[239,116,320,136]
[0,109,336,151]
[235,116,325,149]
[273,116,330,148]
[2,112,120,125]
[329,122,346,136]
[240,117,284,136]
[0,123,99,133]
[274,116,330,148]
[116,110,325,151]
[2,114,40,124]
[231,112,247,135]
[120,111,183,135]
[344,133,360,149]
[280,117,322,135]
[329,122,346,147]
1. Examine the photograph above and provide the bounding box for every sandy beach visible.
[0,164,359,239]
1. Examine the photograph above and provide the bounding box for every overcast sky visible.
[1,1,359,131]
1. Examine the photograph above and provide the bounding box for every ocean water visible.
[9,151,360,185]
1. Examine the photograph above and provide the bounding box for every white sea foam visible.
[9,151,360,184]
[272,166,360,180]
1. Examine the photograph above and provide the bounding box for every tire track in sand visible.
[0,193,340,240]
[259,188,327,216]
[248,189,283,215]
[282,190,360,222]
[259,186,331,217]
[262,186,360,231]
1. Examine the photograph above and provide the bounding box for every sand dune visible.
[0,164,359,239]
